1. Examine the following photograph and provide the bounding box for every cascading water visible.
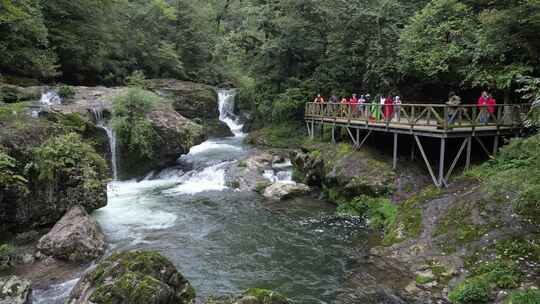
[91,108,118,180]
[34,88,374,304]
[39,91,62,106]
[218,89,245,137]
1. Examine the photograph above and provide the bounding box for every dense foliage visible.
[32,132,108,189]
[112,88,161,159]
[3,1,539,122]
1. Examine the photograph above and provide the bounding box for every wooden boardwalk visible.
[305,102,530,187]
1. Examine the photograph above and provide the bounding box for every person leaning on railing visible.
[446,91,461,125]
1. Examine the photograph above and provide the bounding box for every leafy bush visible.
[57,85,76,99]
[33,133,108,189]
[506,289,540,304]
[112,88,161,159]
[0,244,15,271]
[125,70,147,88]
[516,76,540,127]
[337,195,397,230]
[0,151,28,191]
[449,277,491,304]
[474,260,521,289]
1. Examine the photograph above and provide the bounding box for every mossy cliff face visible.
[292,142,396,199]
[67,250,196,304]
[0,108,108,232]
[146,79,218,120]
[145,79,232,139]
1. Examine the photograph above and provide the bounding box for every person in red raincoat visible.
[487,94,496,115]
[384,95,394,120]
[478,91,489,123]
[350,94,359,115]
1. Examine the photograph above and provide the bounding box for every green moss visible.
[506,289,540,304]
[245,288,289,304]
[0,244,14,271]
[245,122,307,149]
[415,275,435,285]
[382,187,437,246]
[255,181,271,194]
[57,85,76,99]
[449,276,491,304]
[238,160,247,168]
[337,195,397,231]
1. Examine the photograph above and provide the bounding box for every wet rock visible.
[263,182,310,201]
[0,275,31,304]
[204,289,291,304]
[205,118,234,138]
[146,79,218,119]
[37,206,105,263]
[0,83,44,103]
[67,250,195,304]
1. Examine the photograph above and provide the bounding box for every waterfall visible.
[39,91,62,106]
[218,89,245,137]
[91,108,118,180]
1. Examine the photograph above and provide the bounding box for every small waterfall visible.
[91,108,118,180]
[40,91,62,106]
[218,89,245,137]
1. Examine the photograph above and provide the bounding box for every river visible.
[34,90,371,303]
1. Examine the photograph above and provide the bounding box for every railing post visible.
[443,106,448,130]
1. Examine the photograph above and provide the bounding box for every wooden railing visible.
[305,102,530,131]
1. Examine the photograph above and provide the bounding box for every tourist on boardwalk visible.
[340,96,349,116]
[393,96,402,121]
[359,95,367,116]
[446,91,461,124]
[329,95,338,104]
[487,94,497,116]
[384,94,394,121]
[350,94,359,116]
[370,95,384,121]
[314,93,325,103]
[478,91,490,123]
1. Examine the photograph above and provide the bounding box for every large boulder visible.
[0,83,45,103]
[263,182,310,201]
[37,206,105,263]
[67,250,195,304]
[146,79,218,120]
[0,276,31,304]
[205,289,291,304]
[119,109,205,179]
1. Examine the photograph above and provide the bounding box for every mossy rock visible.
[243,288,291,304]
[0,84,42,103]
[68,250,195,304]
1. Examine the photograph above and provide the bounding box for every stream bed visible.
[34,90,377,303]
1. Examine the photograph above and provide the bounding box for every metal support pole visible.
[320,123,324,140]
[331,124,336,143]
[393,133,398,170]
[310,121,314,140]
[356,128,360,147]
[439,138,446,187]
[466,136,472,171]
[414,135,439,187]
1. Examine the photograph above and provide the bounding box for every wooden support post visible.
[466,136,472,171]
[331,124,336,143]
[475,136,492,158]
[493,135,499,156]
[346,127,358,147]
[306,122,311,138]
[356,128,360,147]
[393,133,398,170]
[414,135,440,187]
[310,121,314,140]
[320,123,324,139]
[439,138,446,187]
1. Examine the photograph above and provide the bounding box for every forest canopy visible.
[1,0,539,122]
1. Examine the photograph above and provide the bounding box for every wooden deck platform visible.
[304,102,530,187]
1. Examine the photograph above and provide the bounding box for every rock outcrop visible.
[0,276,31,304]
[67,250,195,304]
[37,206,105,263]
[291,142,429,201]
[205,289,292,304]
[146,79,218,119]
[263,183,311,201]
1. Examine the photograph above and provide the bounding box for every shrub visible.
[32,133,108,189]
[57,85,76,99]
[0,151,28,191]
[506,289,540,304]
[0,244,15,271]
[449,277,491,304]
[337,195,397,231]
[112,88,161,158]
[125,70,147,88]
